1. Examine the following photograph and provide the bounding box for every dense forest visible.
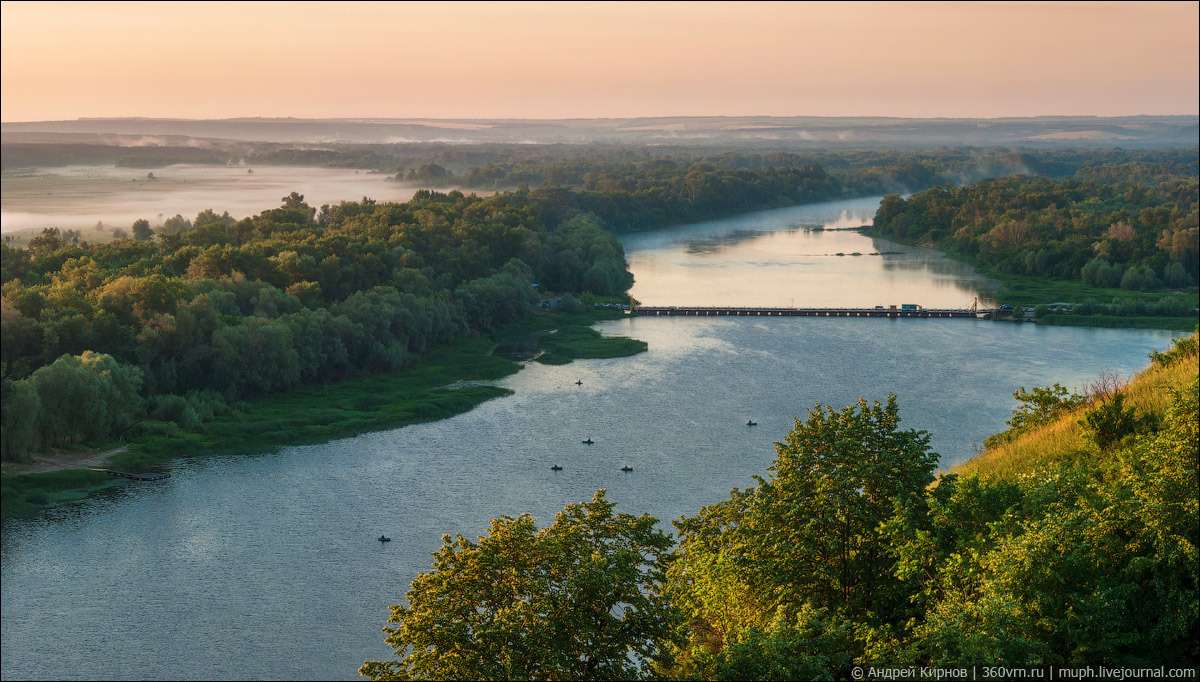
[363,334,1199,679]
[0,188,634,461]
[872,159,1200,292]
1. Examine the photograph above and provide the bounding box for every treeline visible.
[872,158,1200,290]
[395,150,1162,235]
[0,189,632,460]
[364,335,1200,679]
[0,143,232,169]
[396,147,1195,193]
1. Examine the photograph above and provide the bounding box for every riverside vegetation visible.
[362,333,1198,679]
[872,158,1199,329]
[3,149,1197,512]
[4,149,1120,482]
[1,186,649,517]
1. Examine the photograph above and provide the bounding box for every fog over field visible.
[3,115,1198,147]
[1,165,422,234]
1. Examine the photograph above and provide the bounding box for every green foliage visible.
[1080,392,1143,451]
[985,383,1082,447]
[665,396,937,678]
[658,370,1198,673]
[710,610,854,682]
[360,490,679,681]
[1,188,638,460]
[533,326,647,365]
[872,163,1200,299]
[1150,329,1199,366]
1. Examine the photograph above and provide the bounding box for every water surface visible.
[1,196,1179,681]
[623,197,1001,308]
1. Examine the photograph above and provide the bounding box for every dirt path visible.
[1,445,129,476]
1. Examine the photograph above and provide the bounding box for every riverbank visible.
[1,309,643,520]
[864,229,1198,330]
[950,333,1198,480]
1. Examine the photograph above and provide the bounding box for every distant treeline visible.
[7,140,1193,192]
[873,158,1200,290]
[389,147,1197,191]
[391,149,1196,233]
[1,143,231,169]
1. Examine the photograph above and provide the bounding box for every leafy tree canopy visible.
[360,490,679,681]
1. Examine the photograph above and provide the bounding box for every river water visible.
[0,198,1178,680]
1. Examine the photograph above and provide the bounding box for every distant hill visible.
[3,115,1197,148]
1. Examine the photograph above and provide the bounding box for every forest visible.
[872,159,1200,293]
[362,334,1199,679]
[5,150,1198,462]
[0,188,633,461]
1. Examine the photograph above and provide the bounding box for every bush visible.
[1080,393,1139,451]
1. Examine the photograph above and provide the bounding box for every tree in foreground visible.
[666,395,938,678]
[360,490,679,681]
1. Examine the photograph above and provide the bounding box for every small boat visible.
[582,438,594,445]
[746,419,757,426]
[551,465,563,471]
[621,466,633,472]
[378,536,391,543]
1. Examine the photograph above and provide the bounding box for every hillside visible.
[953,332,1198,480]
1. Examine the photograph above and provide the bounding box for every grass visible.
[1,308,646,519]
[534,325,648,365]
[949,335,1198,481]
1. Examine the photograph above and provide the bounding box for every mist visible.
[1,165,427,233]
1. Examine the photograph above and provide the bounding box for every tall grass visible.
[951,335,1199,480]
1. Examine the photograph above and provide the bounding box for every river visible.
[0,197,1178,680]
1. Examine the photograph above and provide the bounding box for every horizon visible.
[5,113,1200,124]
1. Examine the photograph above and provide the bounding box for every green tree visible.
[360,490,679,681]
[984,383,1082,447]
[131,218,154,241]
[667,396,937,676]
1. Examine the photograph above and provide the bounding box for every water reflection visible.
[623,197,1000,308]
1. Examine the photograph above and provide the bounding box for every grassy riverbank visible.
[951,333,1198,480]
[1,310,643,520]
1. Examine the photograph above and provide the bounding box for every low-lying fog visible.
[1,165,428,234]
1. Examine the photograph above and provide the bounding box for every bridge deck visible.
[634,306,988,318]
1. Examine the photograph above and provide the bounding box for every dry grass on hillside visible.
[951,337,1198,480]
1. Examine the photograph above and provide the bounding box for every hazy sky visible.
[2,1,1197,121]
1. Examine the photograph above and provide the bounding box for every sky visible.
[2,1,1197,121]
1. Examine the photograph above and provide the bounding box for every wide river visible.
[0,197,1178,680]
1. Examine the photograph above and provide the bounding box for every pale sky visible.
[2,1,1197,121]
